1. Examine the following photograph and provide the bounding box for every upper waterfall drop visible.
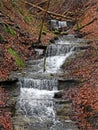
[50,20,67,31]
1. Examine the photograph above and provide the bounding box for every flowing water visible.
[15,35,82,130]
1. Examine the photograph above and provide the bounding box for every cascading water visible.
[17,79,58,119]
[15,35,81,130]
[16,78,59,130]
[50,20,67,31]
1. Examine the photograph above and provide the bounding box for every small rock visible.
[54,91,64,98]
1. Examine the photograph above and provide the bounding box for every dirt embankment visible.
[63,45,98,129]
[72,0,98,39]
[79,1,98,39]
[0,0,53,81]
[63,0,98,129]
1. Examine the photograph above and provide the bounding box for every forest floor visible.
[0,0,98,130]
[65,1,98,129]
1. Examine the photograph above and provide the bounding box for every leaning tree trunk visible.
[37,0,51,43]
[43,44,49,72]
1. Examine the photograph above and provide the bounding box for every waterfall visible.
[46,44,72,57]
[46,51,73,73]
[45,39,75,73]
[25,39,75,74]
[16,39,75,120]
[50,20,67,30]
[15,36,81,130]
[17,78,58,122]
[18,78,58,90]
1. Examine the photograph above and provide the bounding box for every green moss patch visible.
[8,48,25,67]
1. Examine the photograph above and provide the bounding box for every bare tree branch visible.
[38,0,51,43]
[23,0,73,21]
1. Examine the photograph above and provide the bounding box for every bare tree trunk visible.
[43,44,49,72]
[38,0,51,43]
[43,55,46,72]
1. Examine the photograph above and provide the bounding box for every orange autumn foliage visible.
[0,87,13,130]
[64,44,98,129]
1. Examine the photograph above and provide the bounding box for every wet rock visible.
[54,99,72,104]
[49,36,59,43]
[67,20,76,28]
[58,79,80,90]
[53,29,61,34]
[54,95,72,117]
[60,31,69,35]
[73,45,94,52]
[0,77,18,86]
[13,115,54,130]
[1,80,20,116]
[28,121,53,130]
[50,120,77,130]
[54,91,64,98]
[13,116,29,130]
[56,103,72,116]
[74,32,84,38]
[29,44,47,51]
[42,31,47,35]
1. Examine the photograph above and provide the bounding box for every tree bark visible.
[38,0,51,43]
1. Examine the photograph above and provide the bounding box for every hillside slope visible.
[0,0,53,81]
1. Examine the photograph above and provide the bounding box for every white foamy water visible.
[17,78,58,121]
[25,42,74,74]
[19,78,58,90]
[50,20,67,30]
[17,87,58,121]
[55,40,75,45]
[46,51,73,73]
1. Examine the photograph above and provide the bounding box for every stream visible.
[13,35,83,130]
